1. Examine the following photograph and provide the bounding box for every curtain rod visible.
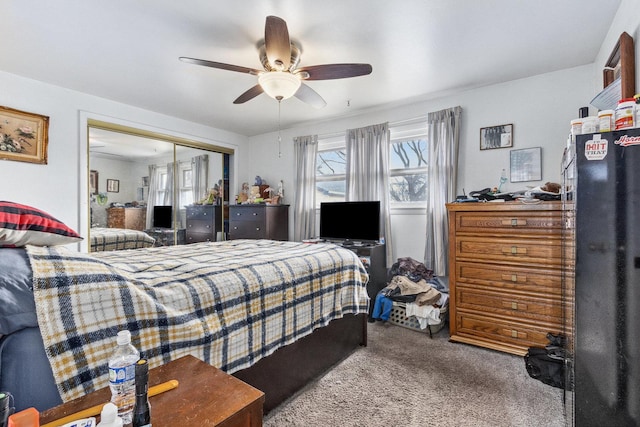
[317,115,429,139]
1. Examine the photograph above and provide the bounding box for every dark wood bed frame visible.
[233,313,367,413]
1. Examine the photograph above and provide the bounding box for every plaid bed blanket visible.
[90,227,156,252]
[27,239,369,403]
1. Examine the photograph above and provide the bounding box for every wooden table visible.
[40,355,264,427]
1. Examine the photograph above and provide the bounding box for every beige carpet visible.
[264,321,565,427]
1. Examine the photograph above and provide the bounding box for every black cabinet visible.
[186,205,222,243]
[228,204,289,241]
[342,243,386,316]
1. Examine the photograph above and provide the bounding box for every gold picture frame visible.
[0,106,49,164]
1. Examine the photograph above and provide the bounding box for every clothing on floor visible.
[372,293,393,321]
[405,303,441,329]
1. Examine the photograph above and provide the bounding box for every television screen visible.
[319,201,380,243]
[153,205,172,229]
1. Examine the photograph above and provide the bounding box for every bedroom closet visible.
[87,120,233,252]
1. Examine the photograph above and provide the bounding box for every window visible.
[389,138,428,204]
[153,162,194,208]
[314,123,429,207]
[155,167,168,205]
[316,135,346,205]
[179,165,193,208]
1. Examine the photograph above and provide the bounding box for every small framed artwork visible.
[107,179,120,193]
[480,124,513,150]
[510,147,542,182]
[142,176,149,187]
[90,170,99,195]
[0,106,50,164]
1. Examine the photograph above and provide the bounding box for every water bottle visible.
[108,330,140,425]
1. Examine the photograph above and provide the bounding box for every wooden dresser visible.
[106,207,146,231]
[186,204,222,243]
[229,204,289,241]
[446,201,564,355]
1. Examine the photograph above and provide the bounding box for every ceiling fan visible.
[179,15,372,108]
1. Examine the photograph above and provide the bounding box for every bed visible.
[0,239,369,414]
[90,227,156,252]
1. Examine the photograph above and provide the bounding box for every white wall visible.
[245,64,596,265]
[0,70,247,248]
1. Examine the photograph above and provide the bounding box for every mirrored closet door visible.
[88,121,231,252]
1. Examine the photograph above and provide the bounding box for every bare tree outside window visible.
[314,135,428,207]
[389,139,428,203]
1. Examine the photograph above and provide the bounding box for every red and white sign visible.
[584,136,608,160]
[614,134,640,147]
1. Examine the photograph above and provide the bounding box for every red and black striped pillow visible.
[0,201,82,247]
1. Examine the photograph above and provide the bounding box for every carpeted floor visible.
[264,321,565,427]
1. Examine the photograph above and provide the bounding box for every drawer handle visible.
[501,218,527,226]
[501,301,527,311]
[255,227,261,231]
[501,273,527,283]
[502,246,527,255]
[203,212,207,216]
[252,212,258,216]
[233,226,238,230]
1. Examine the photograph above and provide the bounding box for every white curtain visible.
[192,154,209,203]
[346,122,393,267]
[424,106,462,276]
[163,162,174,206]
[145,164,159,229]
[293,134,318,241]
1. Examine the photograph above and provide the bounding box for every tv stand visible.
[341,243,386,318]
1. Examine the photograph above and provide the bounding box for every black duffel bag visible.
[524,333,565,389]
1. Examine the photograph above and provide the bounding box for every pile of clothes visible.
[372,257,449,329]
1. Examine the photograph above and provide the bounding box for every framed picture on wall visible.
[480,124,513,150]
[0,106,50,164]
[90,170,99,195]
[107,179,120,193]
[510,147,542,182]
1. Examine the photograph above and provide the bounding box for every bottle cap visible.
[116,330,131,346]
[99,403,123,427]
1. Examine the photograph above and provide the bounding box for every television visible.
[153,205,172,229]
[319,201,380,244]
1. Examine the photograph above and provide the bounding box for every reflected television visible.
[319,201,380,244]
[153,205,172,228]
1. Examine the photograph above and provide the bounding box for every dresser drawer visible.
[229,220,265,239]
[454,211,562,236]
[456,236,562,266]
[230,207,265,221]
[187,219,215,234]
[455,285,562,323]
[454,311,560,351]
[456,261,561,295]
[186,206,217,221]
[186,232,215,243]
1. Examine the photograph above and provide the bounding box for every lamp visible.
[258,72,301,100]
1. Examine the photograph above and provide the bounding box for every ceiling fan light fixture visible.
[258,71,301,100]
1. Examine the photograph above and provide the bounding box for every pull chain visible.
[277,100,282,158]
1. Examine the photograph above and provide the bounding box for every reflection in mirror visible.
[88,127,227,252]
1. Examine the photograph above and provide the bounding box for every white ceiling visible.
[2,0,621,137]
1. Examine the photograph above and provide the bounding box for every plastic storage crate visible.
[388,301,448,338]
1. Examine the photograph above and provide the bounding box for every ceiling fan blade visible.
[233,84,264,104]
[297,63,372,80]
[179,57,261,75]
[264,16,291,70]
[294,83,327,109]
